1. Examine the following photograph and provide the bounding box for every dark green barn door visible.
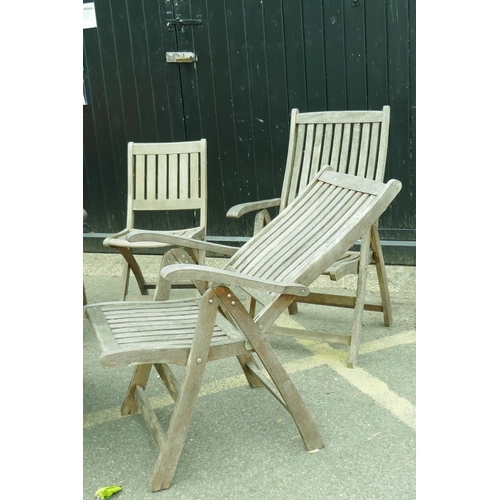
[84,0,415,261]
[160,0,291,238]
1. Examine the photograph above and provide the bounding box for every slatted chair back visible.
[280,107,390,211]
[126,140,207,230]
[227,168,401,323]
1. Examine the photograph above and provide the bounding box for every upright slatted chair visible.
[84,167,401,491]
[227,107,391,364]
[104,140,207,301]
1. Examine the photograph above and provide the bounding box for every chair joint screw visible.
[208,299,213,304]
[227,293,232,298]
[196,358,202,363]
[231,300,236,306]
[259,325,263,330]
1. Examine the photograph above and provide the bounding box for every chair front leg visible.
[117,247,149,297]
[149,290,218,492]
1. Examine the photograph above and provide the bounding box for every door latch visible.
[165,18,202,33]
[166,52,197,63]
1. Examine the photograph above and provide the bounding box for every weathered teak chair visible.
[84,167,401,491]
[227,107,391,363]
[104,140,207,300]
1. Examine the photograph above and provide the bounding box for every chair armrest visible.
[127,231,239,256]
[226,198,281,218]
[103,228,133,247]
[160,264,310,297]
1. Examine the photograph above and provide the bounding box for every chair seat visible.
[105,226,206,249]
[85,297,248,368]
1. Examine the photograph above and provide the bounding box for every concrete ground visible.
[83,254,416,500]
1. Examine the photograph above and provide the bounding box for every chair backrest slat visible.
[347,123,361,175]
[356,123,372,178]
[157,154,168,199]
[168,154,178,200]
[134,154,146,201]
[146,154,156,200]
[190,153,200,199]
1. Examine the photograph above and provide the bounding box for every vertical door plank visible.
[324,0,347,110]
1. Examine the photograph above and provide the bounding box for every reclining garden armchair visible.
[84,167,401,491]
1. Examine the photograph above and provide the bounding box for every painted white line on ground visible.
[275,315,416,430]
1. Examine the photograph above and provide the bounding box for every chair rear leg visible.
[348,231,371,368]
[370,223,393,327]
[119,260,130,301]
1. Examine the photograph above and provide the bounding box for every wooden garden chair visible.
[227,107,392,364]
[84,167,401,491]
[104,140,207,301]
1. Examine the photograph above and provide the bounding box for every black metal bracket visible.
[166,18,202,33]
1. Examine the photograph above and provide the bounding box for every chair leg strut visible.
[348,230,371,369]
[121,364,153,415]
[370,223,393,327]
[215,287,324,452]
